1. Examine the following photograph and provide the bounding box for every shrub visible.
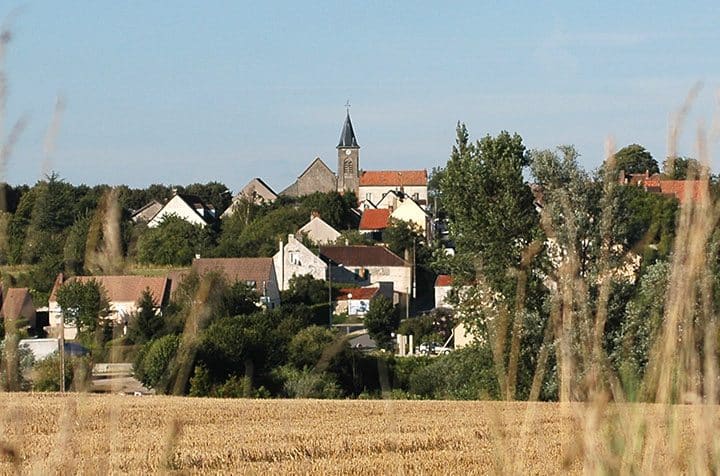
[134,334,180,392]
[215,375,253,398]
[276,365,343,399]
[32,354,91,392]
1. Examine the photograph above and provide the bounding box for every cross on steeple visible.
[344,99,351,112]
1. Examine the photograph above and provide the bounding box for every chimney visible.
[278,239,285,291]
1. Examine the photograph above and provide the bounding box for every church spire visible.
[337,109,359,149]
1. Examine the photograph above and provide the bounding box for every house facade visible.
[297,214,341,245]
[319,245,412,299]
[273,234,328,291]
[358,170,428,207]
[358,208,391,240]
[434,274,454,309]
[48,275,169,340]
[191,257,281,307]
[222,178,277,218]
[148,193,215,228]
[280,157,338,197]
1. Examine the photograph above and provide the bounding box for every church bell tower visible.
[337,108,360,194]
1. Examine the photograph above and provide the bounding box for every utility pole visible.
[59,312,65,393]
[328,260,333,328]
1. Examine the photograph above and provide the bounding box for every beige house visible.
[297,214,341,245]
[319,245,412,301]
[192,257,281,307]
[358,170,428,208]
[273,234,328,291]
[453,322,474,349]
[222,178,277,218]
[49,275,169,340]
[148,193,215,228]
[389,197,431,238]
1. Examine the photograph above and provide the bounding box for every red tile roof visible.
[337,287,379,300]
[360,170,427,186]
[359,208,391,230]
[191,258,274,291]
[320,245,409,267]
[435,275,453,287]
[0,288,33,319]
[643,179,707,203]
[51,275,169,305]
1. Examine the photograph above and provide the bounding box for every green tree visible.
[300,191,357,230]
[613,144,659,175]
[63,212,92,274]
[288,325,336,369]
[136,214,210,265]
[56,279,110,338]
[427,165,446,216]
[31,354,90,392]
[364,296,399,350]
[441,125,543,400]
[441,125,540,292]
[281,274,329,305]
[134,334,180,392]
[199,314,266,384]
[662,156,709,179]
[383,218,429,263]
[333,229,373,246]
[181,182,232,216]
[128,289,163,344]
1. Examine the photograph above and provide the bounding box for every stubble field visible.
[0,393,717,474]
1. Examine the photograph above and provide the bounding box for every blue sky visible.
[1,2,719,190]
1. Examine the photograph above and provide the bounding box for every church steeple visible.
[337,106,360,194]
[337,110,359,149]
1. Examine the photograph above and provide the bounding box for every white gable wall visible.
[360,185,427,208]
[298,217,341,245]
[273,234,328,291]
[148,196,207,228]
[390,200,429,233]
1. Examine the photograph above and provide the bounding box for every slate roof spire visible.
[337,110,359,149]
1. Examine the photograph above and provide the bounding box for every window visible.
[289,251,301,265]
[344,158,353,174]
[365,192,372,201]
[245,280,256,288]
[412,193,419,201]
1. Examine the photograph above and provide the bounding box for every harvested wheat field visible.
[0,393,718,474]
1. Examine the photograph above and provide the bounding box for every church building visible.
[280,111,361,197]
[279,110,427,207]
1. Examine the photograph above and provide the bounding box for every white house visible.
[334,283,394,317]
[389,196,431,238]
[148,193,216,228]
[297,214,341,245]
[319,245,412,305]
[273,234,328,291]
[434,274,454,309]
[49,274,170,340]
[358,170,428,208]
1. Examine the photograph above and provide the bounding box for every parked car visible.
[418,342,453,355]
